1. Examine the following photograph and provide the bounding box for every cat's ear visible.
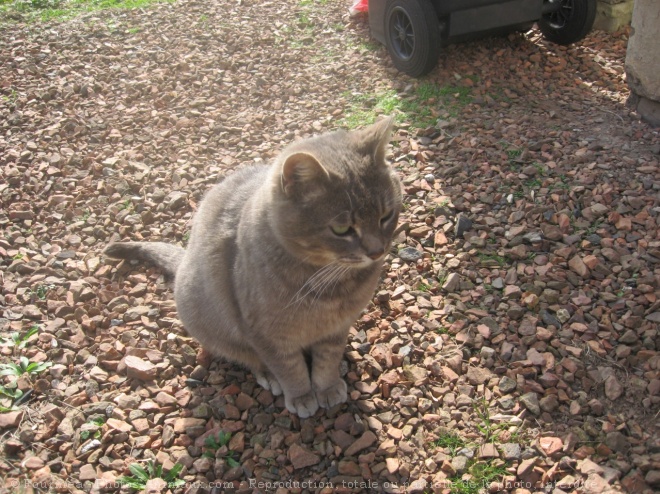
[280,152,330,197]
[357,116,395,166]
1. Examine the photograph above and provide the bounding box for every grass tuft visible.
[341,82,472,130]
[1,0,174,24]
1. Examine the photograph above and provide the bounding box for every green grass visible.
[444,461,508,494]
[431,426,509,494]
[341,82,472,130]
[472,398,499,443]
[80,417,105,440]
[431,431,467,456]
[202,431,240,467]
[524,177,542,189]
[0,326,39,350]
[0,356,52,378]
[117,461,185,491]
[476,253,509,268]
[0,0,174,24]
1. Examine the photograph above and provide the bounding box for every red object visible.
[349,0,368,15]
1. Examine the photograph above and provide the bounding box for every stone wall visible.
[595,0,634,32]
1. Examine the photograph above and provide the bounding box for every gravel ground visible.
[1,1,659,493]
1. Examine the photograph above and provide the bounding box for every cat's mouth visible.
[339,255,382,268]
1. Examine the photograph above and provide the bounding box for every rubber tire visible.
[539,0,597,45]
[384,0,441,77]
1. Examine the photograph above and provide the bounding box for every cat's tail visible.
[104,242,185,278]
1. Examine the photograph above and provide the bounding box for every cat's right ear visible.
[280,152,330,197]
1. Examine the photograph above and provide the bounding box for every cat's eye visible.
[331,225,353,236]
[380,210,394,225]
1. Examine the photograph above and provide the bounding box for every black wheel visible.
[384,0,441,77]
[539,0,596,45]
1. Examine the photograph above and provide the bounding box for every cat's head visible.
[270,117,402,269]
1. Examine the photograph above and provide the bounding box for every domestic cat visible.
[104,117,402,418]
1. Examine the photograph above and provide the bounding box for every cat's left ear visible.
[280,152,330,197]
[364,115,395,166]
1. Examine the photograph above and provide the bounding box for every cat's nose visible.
[367,249,385,260]
[362,233,385,261]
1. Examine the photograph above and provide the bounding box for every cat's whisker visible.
[310,263,348,306]
[326,265,352,299]
[301,261,350,308]
[304,263,347,305]
[285,261,341,309]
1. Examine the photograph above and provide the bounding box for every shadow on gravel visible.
[0,2,658,493]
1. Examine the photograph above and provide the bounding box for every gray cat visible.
[104,117,401,418]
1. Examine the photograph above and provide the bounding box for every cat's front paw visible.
[255,371,283,396]
[315,379,347,409]
[285,391,319,418]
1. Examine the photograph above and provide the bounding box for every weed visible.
[0,381,24,411]
[532,162,544,175]
[1,0,175,24]
[12,253,24,260]
[512,189,525,200]
[80,417,105,440]
[0,356,52,378]
[331,21,344,32]
[33,283,54,300]
[442,461,508,494]
[358,39,380,52]
[117,461,185,490]
[524,178,542,189]
[299,0,328,6]
[0,326,39,350]
[432,431,467,456]
[476,253,508,268]
[341,82,472,130]
[585,220,602,236]
[2,88,19,105]
[472,398,498,442]
[203,431,240,467]
[417,282,431,292]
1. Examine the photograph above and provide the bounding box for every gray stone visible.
[499,376,517,394]
[604,375,624,401]
[399,247,423,262]
[499,396,515,410]
[442,272,461,292]
[500,443,522,461]
[540,309,562,329]
[645,470,660,487]
[454,213,472,238]
[619,329,638,344]
[605,431,630,453]
[407,479,428,494]
[467,366,493,385]
[519,392,541,416]
[166,191,188,209]
[451,455,469,474]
